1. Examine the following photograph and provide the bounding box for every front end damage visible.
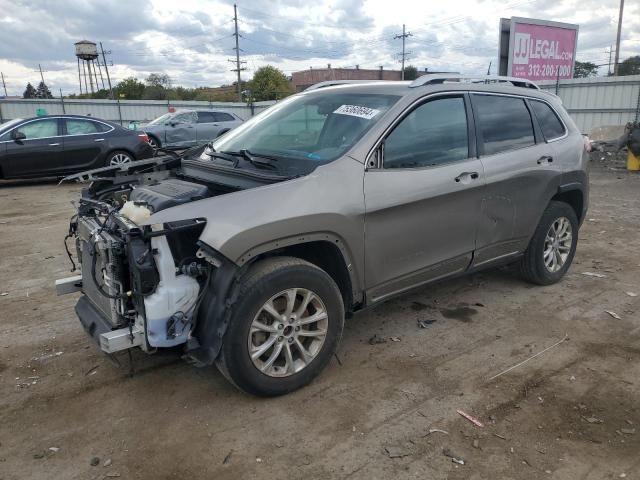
[59,199,213,356]
[56,151,286,363]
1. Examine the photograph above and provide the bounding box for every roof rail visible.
[304,80,385,91]
[409,74,540,90]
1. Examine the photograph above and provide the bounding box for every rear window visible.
[473,94,535,155]
[530,100,566,140]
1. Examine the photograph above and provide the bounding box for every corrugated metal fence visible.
[2,75,639,134]
[0,98,276,126]
[538,75,640,133]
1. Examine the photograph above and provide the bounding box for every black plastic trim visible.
[558,182,583,194]
[75,295,113,346]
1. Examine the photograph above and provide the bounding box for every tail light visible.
[137,133,150,143]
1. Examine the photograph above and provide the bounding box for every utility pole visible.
[99,42,115,99]
[38,64,45,85]
[230,4,247,101]
[1,72,7,97]
[614,0,624,76]
[607,45,613,76]
[394,24,413,80]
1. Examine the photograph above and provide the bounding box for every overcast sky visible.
[0,0,638,96]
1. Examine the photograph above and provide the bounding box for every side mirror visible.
[11,130,26,141]
[169,122,177,127]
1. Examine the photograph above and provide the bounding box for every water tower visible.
[75,40,105,95]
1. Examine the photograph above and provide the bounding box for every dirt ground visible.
[1,155,639,480]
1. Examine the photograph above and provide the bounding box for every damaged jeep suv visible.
[57,75,589,396]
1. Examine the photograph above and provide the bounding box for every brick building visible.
[289,66,453,92]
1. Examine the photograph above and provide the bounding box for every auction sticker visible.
[333,105,380,120]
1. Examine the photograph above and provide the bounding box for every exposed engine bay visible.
[57,147,290,358]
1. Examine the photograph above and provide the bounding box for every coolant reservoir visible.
[120,201,152,224]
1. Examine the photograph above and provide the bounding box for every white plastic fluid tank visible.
[144,233,199,348]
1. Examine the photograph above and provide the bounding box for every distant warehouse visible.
[290,65,455,92]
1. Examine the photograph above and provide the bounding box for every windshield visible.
[0,118,24,134]
[147,113,173,126]
[210,92,400,166]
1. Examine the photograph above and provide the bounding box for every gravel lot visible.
[1,157,639,480]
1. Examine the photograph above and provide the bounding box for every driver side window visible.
[13,119,59,140]
[384,96,469,169]
[173,112,196,124]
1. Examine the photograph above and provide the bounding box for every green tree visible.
[146,73,171,88]
[248,66,292,101]
[617,56,640,76]
[35,81,53,99]
[23,82,37,99]
[573,61,599,78]
[403,65,418,80]
[115,77,145,99]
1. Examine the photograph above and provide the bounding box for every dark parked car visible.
[0,115,153,179]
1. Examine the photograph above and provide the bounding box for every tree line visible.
[574,55,640,78]
[21,66,294,102]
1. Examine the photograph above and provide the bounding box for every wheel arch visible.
[551,183,585,224]
[146,133,161,147]
[238,233,362,313]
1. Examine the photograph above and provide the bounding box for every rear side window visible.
[213,112,235,122]
[473,95,535,155]
[196,111,216,123]
[530,100,566,140]
[384,96,469,169]
[65,119,109,135]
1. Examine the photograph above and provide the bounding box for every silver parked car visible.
[58,75,588,396]
[142,109,243,149]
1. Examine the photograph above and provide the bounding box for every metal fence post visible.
[116,97,123,126]
[60,89,66,114]
[0,100,4,124]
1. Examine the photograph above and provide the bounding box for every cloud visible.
[0,0,637,96]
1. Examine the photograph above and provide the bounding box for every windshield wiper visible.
[220,149,279,170]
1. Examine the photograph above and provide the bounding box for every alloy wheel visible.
[109,153,133,167]
[248,288,328,377]
[543,217,573,273]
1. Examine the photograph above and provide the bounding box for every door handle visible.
[48,143,61,146]
[455,171,479,182]
[94,138,105,142]
[537,155,553,165]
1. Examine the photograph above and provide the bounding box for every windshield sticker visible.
[333,105,380,120]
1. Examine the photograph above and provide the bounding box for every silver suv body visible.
[57,76,588,396]
[142,109,243,149]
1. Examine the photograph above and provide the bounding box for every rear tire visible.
[106,150,133,167]
[520,201,579,285]
[216,257,344,396]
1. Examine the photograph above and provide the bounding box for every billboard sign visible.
[498,17,579,81]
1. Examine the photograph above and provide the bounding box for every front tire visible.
[216,257,344,396]
[520,201,579,285]
[147,135,161,149]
